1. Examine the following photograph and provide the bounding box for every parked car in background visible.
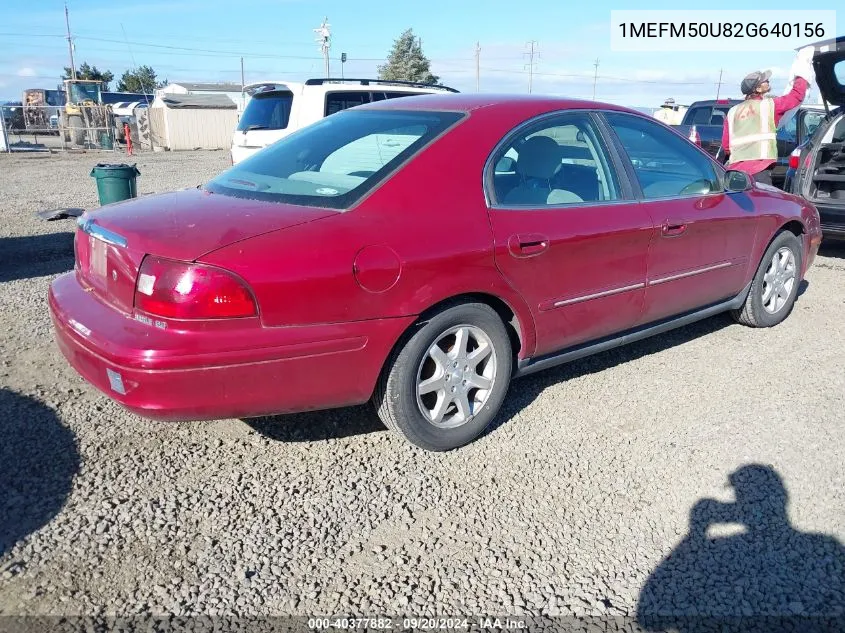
[785,36,845,240]
[230,78,459,164]
[50,93,821,452]
[772,104,827,188]
[675,98,742,156]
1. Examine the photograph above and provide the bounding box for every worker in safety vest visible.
[721,47,814,186]
[654,99,682,125]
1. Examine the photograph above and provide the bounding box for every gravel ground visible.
[1,151,844,629]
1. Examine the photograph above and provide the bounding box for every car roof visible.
[243,79,458,96]
[354,92,649,116]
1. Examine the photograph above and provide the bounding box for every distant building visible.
[156,82,245,113]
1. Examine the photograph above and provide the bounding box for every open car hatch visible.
[800,36,845,107]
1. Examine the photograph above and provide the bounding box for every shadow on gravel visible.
[818,240,845,260]
[245,404,386,443]
[0,388,79,557]
[249,294,815,446]
[635,464,845,631]
[0,232,75,283]
[483,312,737,439]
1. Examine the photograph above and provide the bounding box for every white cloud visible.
[16,67,37,78]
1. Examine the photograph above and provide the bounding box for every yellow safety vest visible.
[726,98,777,163]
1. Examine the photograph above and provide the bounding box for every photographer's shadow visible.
[636,465,845,632]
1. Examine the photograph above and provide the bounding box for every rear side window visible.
[237,92,293,131]
[206,110,465,210]
[325,91,370,116]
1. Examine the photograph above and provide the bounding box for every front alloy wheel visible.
[761,247,796,314]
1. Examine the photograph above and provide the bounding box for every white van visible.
[230,78,459,164]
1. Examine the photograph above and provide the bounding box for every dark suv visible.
[785,36,845,240]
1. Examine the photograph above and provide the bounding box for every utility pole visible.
[64,2,77,80]
[715,68,724,99]
[525,41,538,94]
[592,59,599,100]
[475,42,481,92]
[314,17,331,77]
[240,57,245,112]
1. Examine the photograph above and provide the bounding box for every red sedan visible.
[49,94,822,451]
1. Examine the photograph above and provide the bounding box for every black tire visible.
[731,231,802,328]
[373,302,513,451]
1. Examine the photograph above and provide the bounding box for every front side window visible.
[237,91,293,131]
[603,112,721,199]
[488,112,621,207]
[206,110,464,209]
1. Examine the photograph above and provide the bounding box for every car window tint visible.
[688,106,730,126]
[604,112,720,199]
[237,92,293,131]
[488,112,621,206]
[687,107,712,125]
[324,91,370,116]
[206,110,464,210]
[385,91,423,99]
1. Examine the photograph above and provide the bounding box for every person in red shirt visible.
[721,53,813,186]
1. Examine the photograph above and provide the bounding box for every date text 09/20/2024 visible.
[307,617,527,630]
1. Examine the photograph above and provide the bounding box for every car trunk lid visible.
[802,36,845,107]
[74,187,336,315]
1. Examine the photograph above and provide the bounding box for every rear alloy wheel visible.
[374,303,512,451]
[732,231,802,328]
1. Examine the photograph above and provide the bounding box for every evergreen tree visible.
[378,29,440,84]
[116,66,167,93]
[62,62,114,90]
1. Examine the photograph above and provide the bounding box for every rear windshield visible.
[208,109,464,209]
[237,91,293,131]
[686,105,731,126]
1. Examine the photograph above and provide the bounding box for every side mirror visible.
[495,156,516,172]
[724,169,752,192]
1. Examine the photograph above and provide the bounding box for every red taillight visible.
[134,256,257,319]
[689,125,701,146]
[789,149,801,169]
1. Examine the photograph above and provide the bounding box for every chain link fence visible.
[1,104,141,154]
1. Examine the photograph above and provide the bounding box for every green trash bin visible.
[90,163,140,206]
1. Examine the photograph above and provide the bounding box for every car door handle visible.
[508,233,549,258]
[662,221,687,237]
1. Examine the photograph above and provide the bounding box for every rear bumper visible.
[49,272,414,421]
[815,202,845,240]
